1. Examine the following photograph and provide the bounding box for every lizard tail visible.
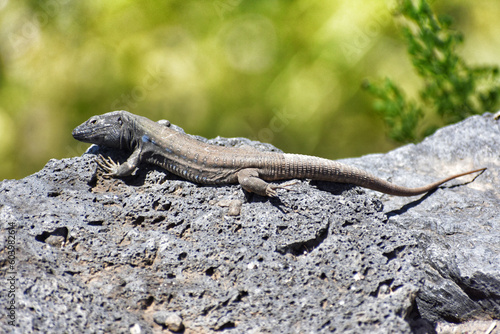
[361,167,487,196]
[279,154,486,196]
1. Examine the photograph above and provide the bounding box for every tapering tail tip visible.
[374,167,487,197]
[413,166,487,196]
[453,167,487,179]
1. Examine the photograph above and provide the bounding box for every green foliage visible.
[364,0,500,143]
[363,78,423,142]
[1,1,500,179]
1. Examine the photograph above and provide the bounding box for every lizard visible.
[72,110,486,197]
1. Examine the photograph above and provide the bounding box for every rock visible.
[0,113,498,333]
[130,323,142,334]
[217,199,243,216]
[153,311,183,332]
[436,320,498,334]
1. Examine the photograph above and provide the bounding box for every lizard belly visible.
[145,153,239,185]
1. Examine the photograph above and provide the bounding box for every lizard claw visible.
[95,154,120,177]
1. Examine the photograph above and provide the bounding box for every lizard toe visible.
[95,155,120,176]
[266,185,278,197]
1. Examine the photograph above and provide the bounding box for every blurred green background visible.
[1,0,499,180]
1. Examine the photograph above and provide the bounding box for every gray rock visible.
[0,113,498,333]
[153,311,183,332]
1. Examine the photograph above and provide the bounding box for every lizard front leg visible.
[96,148,141,177]
[237,169,280,197]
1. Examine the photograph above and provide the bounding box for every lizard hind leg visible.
[237,169,298,197]
[237,169,280,197]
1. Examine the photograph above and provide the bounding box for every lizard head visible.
[72,110,133,149]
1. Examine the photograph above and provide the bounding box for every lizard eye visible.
[117,117,123,126]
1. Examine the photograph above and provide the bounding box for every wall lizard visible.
[72,110,485,197]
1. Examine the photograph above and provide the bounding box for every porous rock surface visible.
[0,113,498,333]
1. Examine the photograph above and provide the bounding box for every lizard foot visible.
[266,181,298,197]
[265,185,278,197]
[95,155,120,177]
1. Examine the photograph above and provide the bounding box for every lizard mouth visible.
[72,126,89,142]
[72,123,112,144]
[72,126,94,142]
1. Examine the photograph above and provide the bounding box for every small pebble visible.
[153,311,184,332]
[45,235,66,248]
[227,200,242,216]
[129,323,141,334]
[217,199,242,216]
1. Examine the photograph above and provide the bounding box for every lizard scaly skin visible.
[72,110,485,197]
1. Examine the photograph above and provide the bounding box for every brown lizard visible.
[72,110,485,197]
